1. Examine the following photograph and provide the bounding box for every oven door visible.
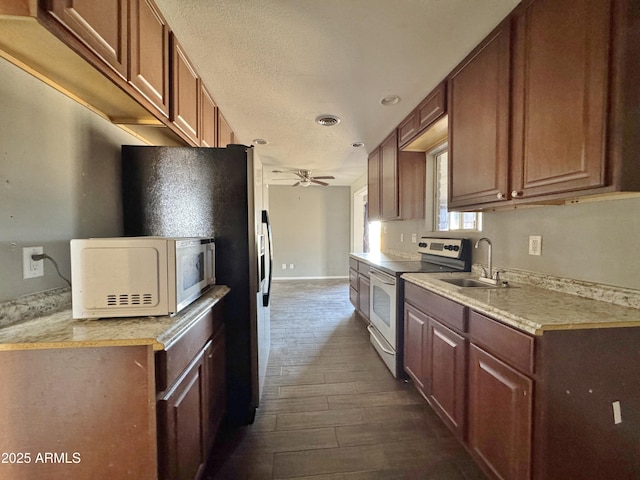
[368,268,397,376]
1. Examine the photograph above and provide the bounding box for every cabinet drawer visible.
[349,268,358,289]
[468,311,534,375]
[156,307,220,392]
[404,283,467,332]
[349,257,358,270]
[357,262,370,277]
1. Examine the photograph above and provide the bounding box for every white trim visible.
[273,276,349,281]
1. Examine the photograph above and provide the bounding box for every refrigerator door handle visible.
[262,209,273,307]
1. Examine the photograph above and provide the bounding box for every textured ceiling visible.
[153,0,519,186]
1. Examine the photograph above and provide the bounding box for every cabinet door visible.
[367,148,381,220]
[158,352,207,480]
[380,131,399,220]
[45,0,128,78]
[218,111,234,147]
[129,0,170,117]
[403,303,427,395]
[357,274,370,321]
[510,0,610,198]
[427,318,466,437]
[448,20,511,208]
[203,328,225,453]
[201,86,218,147]
[171,34,200,145]
[468,344,532,480]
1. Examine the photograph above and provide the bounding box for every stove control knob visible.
[453,245,460,251]
[418,242,427,248]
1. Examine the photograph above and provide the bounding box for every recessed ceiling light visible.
[253,138,268,145]
[381,95,401,106]
[351,142,365,148]
[315,114,341,126]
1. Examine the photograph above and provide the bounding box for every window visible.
[432,147,482,231]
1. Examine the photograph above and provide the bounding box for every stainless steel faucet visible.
[475,237,498,285]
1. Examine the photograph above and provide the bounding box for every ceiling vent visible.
[315,115,341,126]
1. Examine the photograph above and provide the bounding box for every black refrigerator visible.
[121,144,272,426]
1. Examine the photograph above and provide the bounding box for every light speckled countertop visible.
[0,286,230,351]
[402,272,640,335]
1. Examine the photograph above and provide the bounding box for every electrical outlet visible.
[282,263,287,270]
[528,236,542,256]
[23,246,44,279]
[411,234,417,243]
[289,263,294,269]
[400,233,404,242]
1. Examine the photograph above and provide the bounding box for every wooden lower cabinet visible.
[157,350,208,480]
[468,343,532,480]
[348,258,371,322]
[403,303,427,394]
[156,303,226,480]
[357,273,370,320]
[427,318,467,437]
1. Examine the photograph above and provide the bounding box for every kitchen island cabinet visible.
[402,274,640,480]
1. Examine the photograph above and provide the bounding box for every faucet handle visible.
[492,270,503,282]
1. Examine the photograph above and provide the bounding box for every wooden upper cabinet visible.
[380,130,399,220]
[398,81,447,149]
[171,33,200,145]
[129,0,170,117]
[44,0,129,79]
[448,18,511,209]
[200,85,218,147]
[367,148,381,220]
[510,0,610,198]
[217,111,234,147]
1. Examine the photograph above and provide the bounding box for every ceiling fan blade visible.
[291,181,300,187]
[311,176,335,180]
[311,179,329,186]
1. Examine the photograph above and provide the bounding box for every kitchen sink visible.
[439,277,513,288]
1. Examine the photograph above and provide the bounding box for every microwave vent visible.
[106,293,154,307]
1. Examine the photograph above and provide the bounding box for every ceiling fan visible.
[271,169,335,187]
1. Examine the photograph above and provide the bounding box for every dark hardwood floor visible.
[205,279,486,479]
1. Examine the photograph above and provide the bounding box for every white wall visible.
[0,58,144,302]
[381,196,640,290]
[269,185,350,278]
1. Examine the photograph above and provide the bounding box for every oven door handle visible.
[369,269,396,285]
[367,325,395,355]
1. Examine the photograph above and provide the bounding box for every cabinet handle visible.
[511,190,521,198]
[497,192,505,200]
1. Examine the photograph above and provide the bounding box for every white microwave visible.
[70,237,215,319]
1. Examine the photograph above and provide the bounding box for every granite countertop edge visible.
[0,285,230,351]
[401,272,640,336]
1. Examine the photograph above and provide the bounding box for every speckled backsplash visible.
[0,287,71,328]
[473,264,640,309]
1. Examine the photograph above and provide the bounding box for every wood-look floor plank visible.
[205,279,486,480]
[275,407,367,431]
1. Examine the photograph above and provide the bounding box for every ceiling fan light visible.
[300,179,311,187]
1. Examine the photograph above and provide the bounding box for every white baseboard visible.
[273,276,349,281]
